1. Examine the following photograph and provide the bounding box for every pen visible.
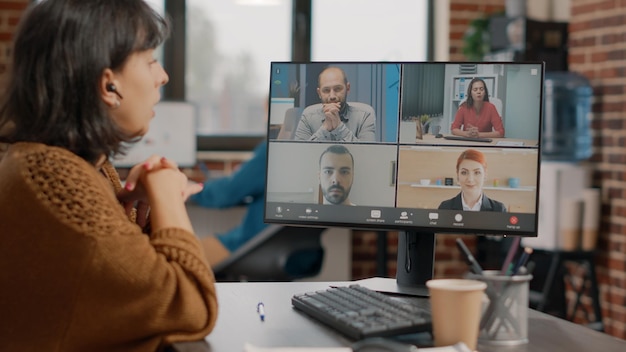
[512,247,533,275]
[500,237,521,275]
[456,238,483,275]
[257,302,265,322]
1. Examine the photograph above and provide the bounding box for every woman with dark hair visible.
[450,78,505,138]
[438,149,506,212]
[0,1,217,350]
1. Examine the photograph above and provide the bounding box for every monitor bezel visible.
[263,61,544,238]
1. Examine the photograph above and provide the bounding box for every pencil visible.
[456,238,484,275]
[512,247,533,275]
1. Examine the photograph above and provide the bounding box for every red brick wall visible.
[449,0,506,60]
[0,1,29,75]
[439,0,626,339]
[568,0,626,339]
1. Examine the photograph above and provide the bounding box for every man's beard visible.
[323,185,351,205]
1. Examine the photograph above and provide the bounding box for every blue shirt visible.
[190,142,268,252]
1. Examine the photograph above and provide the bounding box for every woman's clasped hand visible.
[117,155,204,227]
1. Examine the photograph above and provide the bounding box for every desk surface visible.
[173,280,626,352]
[415,134,537,147]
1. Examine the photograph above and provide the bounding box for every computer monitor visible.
[113,101,197,168]
[264,62,544,295]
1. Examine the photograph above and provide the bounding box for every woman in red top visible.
[451,78,505,138]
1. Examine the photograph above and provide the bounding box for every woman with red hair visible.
[438,149,506,211]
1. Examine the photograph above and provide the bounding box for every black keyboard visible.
[291,284,432,340]
[443,135,493,143]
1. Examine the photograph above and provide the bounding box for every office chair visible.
[490,97,504,118]
[277,107,303,140]
[213,224,326,282]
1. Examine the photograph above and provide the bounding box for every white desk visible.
[172,280,626,352]
[415,134,538,147]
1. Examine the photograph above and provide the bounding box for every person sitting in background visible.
[451,78,505,138]
[191,141,268,266]
[0,1,217,350]
[295,66,376,142]
[192,140,325,278]
[438,149,506,212]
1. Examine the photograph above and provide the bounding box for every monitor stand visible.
[356,231,435,297]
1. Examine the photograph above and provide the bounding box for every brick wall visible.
[435,0,626,340]
[449,0,506,61]
[0,1,28,75]
[568,0,626,339]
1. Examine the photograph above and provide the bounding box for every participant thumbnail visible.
[268,62,400,143]
[266,141,397,207]
[396,146,539,213]
[399,62,542,147]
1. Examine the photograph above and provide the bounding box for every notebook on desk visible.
[443,135,492,143]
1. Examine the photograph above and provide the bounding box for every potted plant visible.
[463,16,491,61]
[420,114,431,134]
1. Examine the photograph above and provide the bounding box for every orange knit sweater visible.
[0,142,218,352]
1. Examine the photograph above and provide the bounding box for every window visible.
[312,0,428,61]
[31,0,431,144]
[186,0,292,136]
[146,0,164,12]
[146,0,166,66]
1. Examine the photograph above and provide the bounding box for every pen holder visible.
[467,270,532,346]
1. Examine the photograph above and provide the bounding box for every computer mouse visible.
[351,337,419,352]
[435,133,443,138]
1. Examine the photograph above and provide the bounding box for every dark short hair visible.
[319,144,354,167]
[0,0,170,163]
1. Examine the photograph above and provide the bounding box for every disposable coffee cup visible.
[426,279,487,350]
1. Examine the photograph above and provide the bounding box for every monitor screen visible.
[265,62,543,236]
[113,101,197,168]
[264,62,544,294]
